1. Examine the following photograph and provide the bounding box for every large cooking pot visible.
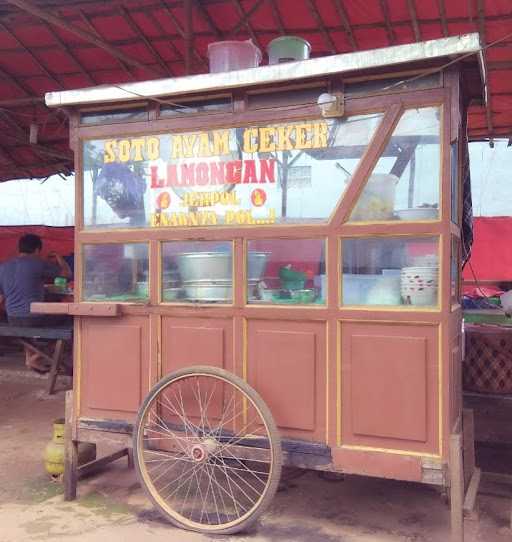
[176,251,269,282]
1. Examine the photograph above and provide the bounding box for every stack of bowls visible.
[400,266,438,306]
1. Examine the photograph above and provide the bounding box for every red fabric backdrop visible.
[0,226,74,261]
[463,217,512,283]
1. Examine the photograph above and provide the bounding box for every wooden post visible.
[450,432,464,542]
[64,390,78,500]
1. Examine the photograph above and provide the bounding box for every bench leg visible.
[47,339,64,395]
[64,391,78,501]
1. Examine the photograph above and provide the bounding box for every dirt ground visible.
[0,353,511,542]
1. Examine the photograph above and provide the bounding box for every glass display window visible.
[246,239,326,305]
[341,236,439,307]
[348,107,441,223]
[81,112,383,229]
[82,243,149,302]
[161,241,233,303]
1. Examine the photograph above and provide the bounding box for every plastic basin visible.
[267,36,311,64]
[208,40,261,73]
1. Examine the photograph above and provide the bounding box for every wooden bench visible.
[0,323,73,394]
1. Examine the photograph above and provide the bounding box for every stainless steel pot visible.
[176,251,269,282]
[248,252,269,281]
[183,280,232,302]
[176,252,230,282]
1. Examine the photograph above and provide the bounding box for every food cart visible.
[39,33,484,536]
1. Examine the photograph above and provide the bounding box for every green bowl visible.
[281,279,305,290]
[279,267,307,282]
[290,289,316,303]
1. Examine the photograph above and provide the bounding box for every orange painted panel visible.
[341,322,439,454]
[350,335,427,442]
[247,320,326,440]
[81,316,150,418]
[161,317,233,375]
[160,318,234,427]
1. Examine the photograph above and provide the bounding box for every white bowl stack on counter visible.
[400,266,439,306]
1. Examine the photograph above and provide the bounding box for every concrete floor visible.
[0,353,511,542]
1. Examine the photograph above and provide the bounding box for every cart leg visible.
[450,432,464,542]
[64,390,78,500]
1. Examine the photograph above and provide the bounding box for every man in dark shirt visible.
[0,234,72,373]
[0,233,71,326]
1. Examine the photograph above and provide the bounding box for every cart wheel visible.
[133,365,282,534]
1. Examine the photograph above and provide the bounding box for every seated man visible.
[0,234,72,372]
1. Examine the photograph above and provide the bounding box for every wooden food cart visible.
[40,33,484,536]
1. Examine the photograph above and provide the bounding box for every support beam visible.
[436,0,449,37]
[333,0,357,51]
[159,1,207,69]
[230,0,262,50]
[119,5,173,76]
[193,0,222,39]
[306,0,337,54]
[0,63,37,97]
[476,0,494,146]
[0,96,43,107]
[0,112,72,161]
[406,0,421,42]
[0,142,32,178]
[5,0,162,77]
[79,9,136,81]
[268,0,285,35]
[229,0,265,36]
[41,19,96,86]
[0,21,62,89]
[379,0,397,45]
[184,0,193,74]
[487,61,512,70]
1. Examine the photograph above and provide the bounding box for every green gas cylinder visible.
[44,418,96,479]
[44,418,65,477]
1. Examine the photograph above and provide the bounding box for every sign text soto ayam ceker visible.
[103,121,329,227]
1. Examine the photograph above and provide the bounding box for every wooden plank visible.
[64,390,78,501]
[463,467,481,519]
[450,432,465,542]
[463,409,476,489]
[68,303,119,316]
[77,448,129,478]
[79,418,133,434]
[0,324,72,340]
[31,302,70,315]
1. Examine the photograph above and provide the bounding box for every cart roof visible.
[45,33,484,108]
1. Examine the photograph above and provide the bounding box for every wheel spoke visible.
[135,369,281,532]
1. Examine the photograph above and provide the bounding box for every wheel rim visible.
[135,371,279,532]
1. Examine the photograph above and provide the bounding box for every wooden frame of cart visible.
[38,33,485,537]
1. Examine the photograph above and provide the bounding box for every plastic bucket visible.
[207,40,261,73]
[350,173,398,221]
[267,36,311,64]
